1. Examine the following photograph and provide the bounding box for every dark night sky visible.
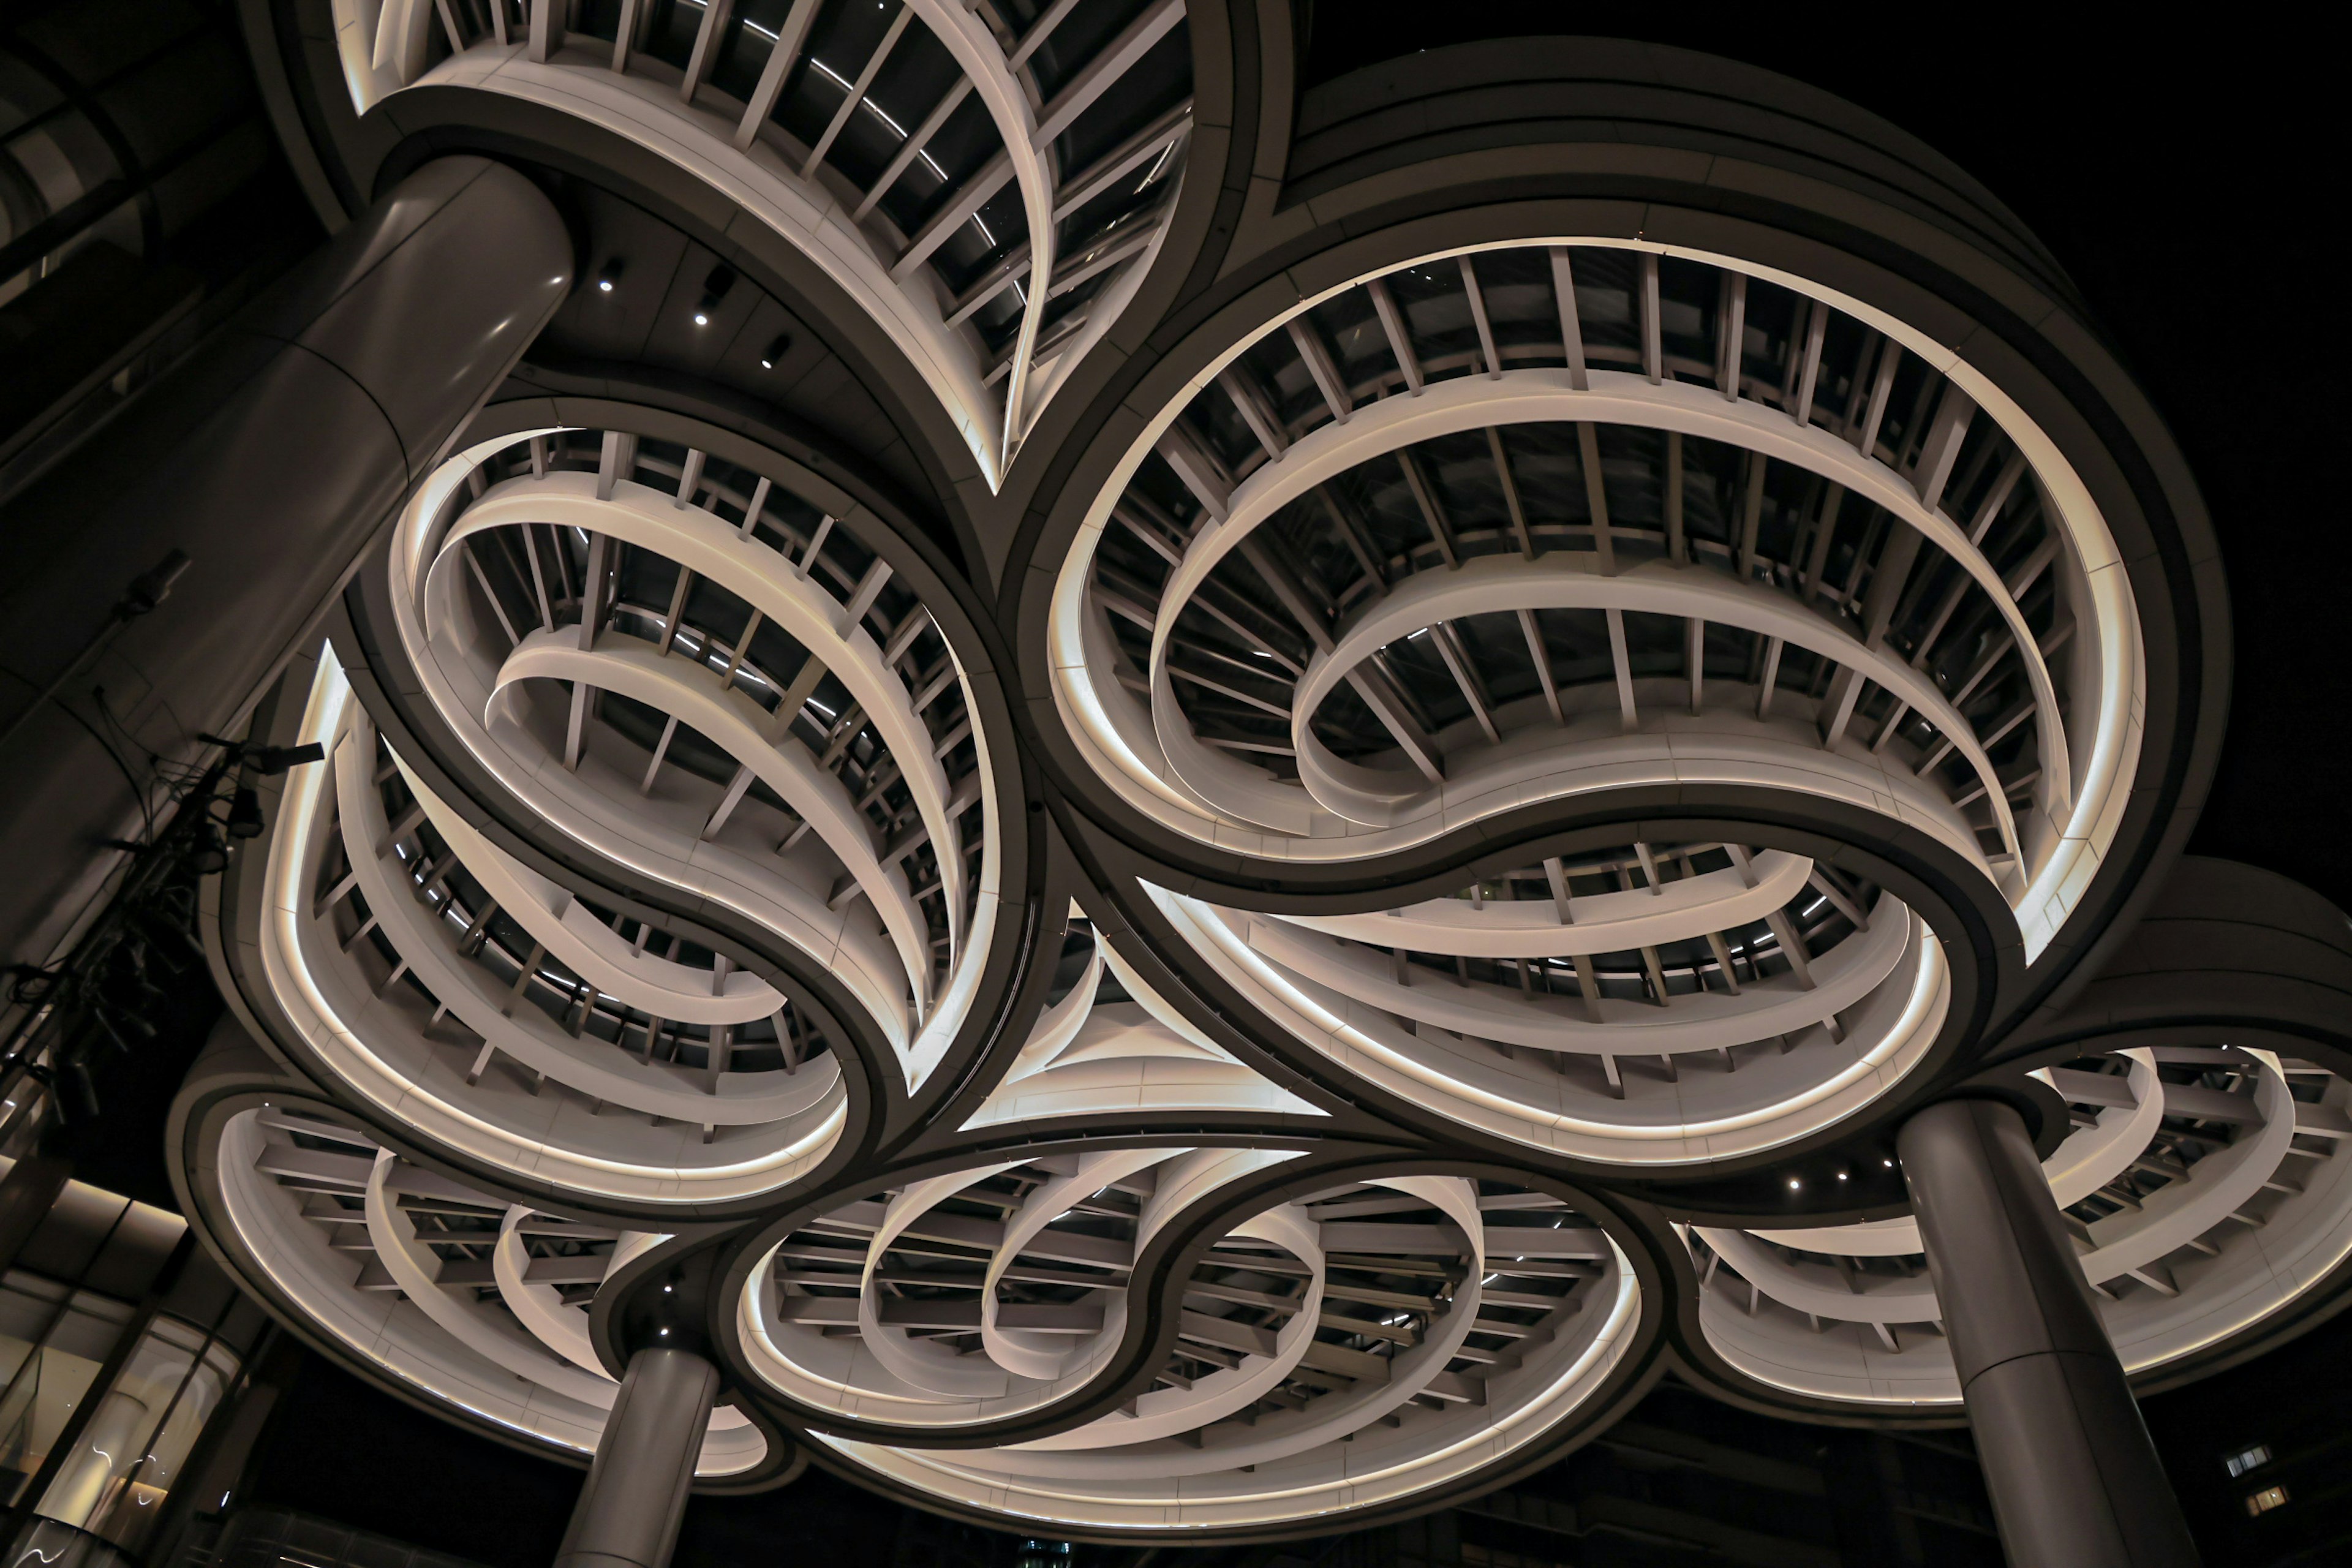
[237,12,2352,1564]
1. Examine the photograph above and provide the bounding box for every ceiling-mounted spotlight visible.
[759,334,789,369]
[226,786,265,839]
[596,257,624,293]
[189,824,230,876]
[695,265,736,326]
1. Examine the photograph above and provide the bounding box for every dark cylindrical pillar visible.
[556,1348,718,1568]
[0,154,571,972]
[1898,1096,2200,1567]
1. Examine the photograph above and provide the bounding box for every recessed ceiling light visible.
[695,263,736,326]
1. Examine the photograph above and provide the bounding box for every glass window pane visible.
[34,1311,241,1550]
[0,1273,134,1508]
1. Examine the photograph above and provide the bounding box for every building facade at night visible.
[2,6,2345,1568]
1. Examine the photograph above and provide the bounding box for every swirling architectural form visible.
[53,9,2324,1566]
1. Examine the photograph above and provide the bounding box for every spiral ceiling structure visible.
[165,7,2352,1544]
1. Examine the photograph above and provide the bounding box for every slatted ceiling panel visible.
[385,1,1192,481]
[1274,841,1874,1083]
[790,1161,1602,1439]
[257,1120,621,1335]
[430,423,992,1056]
[1104,245,2065,878]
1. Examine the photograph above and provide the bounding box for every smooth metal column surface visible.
[555,1348,720,1568]
[0,154,571,974]
[1898,1096,2201,1568]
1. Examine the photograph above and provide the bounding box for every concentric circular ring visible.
[1048,241,2143,979]
[731,1158,1649,1531]
[172,1044,785,1482]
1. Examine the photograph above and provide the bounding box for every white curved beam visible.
[494,1207,615,1382]
[393,755,783,1026]
[1008,1202,1325,1451]
[1246,897,1909,1056]
[1740,1215,1928,1260]
[1751,1050,2165,1256]
[858,1165,1028,1400]
[331,0,410,111]
[393,440,1006,1095]
[980,1148,1161,1381]
[1091,630,1994,875]
[1051,241,2140,967]
[902,1,1055,452]
[1695,1224,1936,1325]
[1700,1059,2352,1410]
[362,1152,620,1408]
[411,51,1004,486]
[434,472,966,965]
[1274,553,2018,863]
[1718,1055,2297,1317]
[1147,368,2065,834]
[221,1115,612,1460]
[959,1175,1488,1481]
[494,630,933,1008]
[331,717,836,1125]
[1273,850,1813,959]
[1154,883,1950,1165]
[261,654,847,1208]
[1002,933,1105,1082]
[2081,1058,2296,1285]
[2043,1052,2166,1209]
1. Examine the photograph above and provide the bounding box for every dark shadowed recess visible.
[243,1357,580,1568]
[240,1360,907,1568]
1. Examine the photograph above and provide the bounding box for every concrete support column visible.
[554,1348,718,1568]
[0,154,571,972]
[1897,1096,2200,1568]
